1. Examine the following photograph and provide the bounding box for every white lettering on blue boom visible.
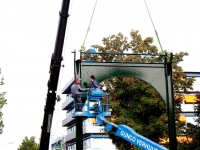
[136,139,158,150]
[120,130,136,142]
[120,131,158,150]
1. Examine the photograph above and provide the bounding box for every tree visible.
[102,77,168,150]
[176,92,200,150]
[194,92,200,125]
[82,30,195,149]
[190,92,200,149]
[18,136,39,150]
[0,68,7,135]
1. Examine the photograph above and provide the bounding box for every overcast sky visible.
[0,0,200,149]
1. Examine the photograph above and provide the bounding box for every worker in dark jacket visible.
[71,78,87,111]
[90,75,99,89]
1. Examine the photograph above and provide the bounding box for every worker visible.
[71,78,87,112]
[90,75,99,89]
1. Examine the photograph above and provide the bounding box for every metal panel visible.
[79,62,167,104]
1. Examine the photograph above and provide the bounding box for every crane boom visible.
[39,0,71,150]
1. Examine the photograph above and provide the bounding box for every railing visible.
[80,51,167,63]
[102,104,111,112]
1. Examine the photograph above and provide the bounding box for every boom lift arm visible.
[39,0,71,150]
[96,113,168,150]
[73,89,168,150]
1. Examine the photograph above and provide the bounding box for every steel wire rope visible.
[143,0,164,54]
[57,0,74,98]
[81,0,98,50]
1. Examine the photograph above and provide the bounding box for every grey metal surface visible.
[77,61,167,104]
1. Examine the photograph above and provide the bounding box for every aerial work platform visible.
[71,89,168,150]
[72,89,111,118]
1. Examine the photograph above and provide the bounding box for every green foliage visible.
[0,68,7,135]
[175,86,200,149]
[191,93,200,148]
[18,136,39,150]
[87,30,194,149]
[103,76,168,149]
[194,93,200,125]
[177,123,200,150]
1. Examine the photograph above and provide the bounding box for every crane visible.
[39,0,71,149]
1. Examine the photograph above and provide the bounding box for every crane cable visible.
[81,0,98,50]
[143,0,164,54]
[57,0,74,98]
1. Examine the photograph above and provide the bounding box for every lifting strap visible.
[144,0,164,54]
[81,0,98,50]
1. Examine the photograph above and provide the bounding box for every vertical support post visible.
[76,118,83,150]
[73,50,76,78]
[75,50,83,150]
[100,98,102,112]
[168,53,177,149]
[80,50,82,61]
[106,93,108,112]
[87,95,90,113]
[164,53,177,150]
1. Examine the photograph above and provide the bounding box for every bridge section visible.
[78,61,168,105]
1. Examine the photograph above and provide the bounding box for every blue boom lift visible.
[72,89,168,150]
